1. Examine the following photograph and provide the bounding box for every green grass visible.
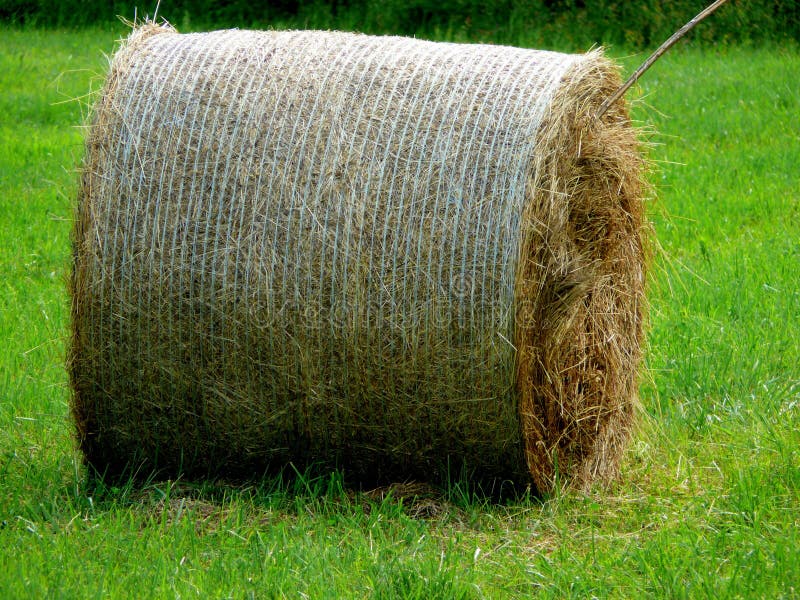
[1,26,798,598]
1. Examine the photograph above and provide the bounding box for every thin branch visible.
[596,0,730,119]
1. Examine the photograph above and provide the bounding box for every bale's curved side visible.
[69,25,646,492]
[69,24,176,478]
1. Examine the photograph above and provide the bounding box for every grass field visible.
[1,25,798,598]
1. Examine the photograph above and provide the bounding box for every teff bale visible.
[69,24,647,492]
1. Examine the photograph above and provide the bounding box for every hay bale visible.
[69,24,647,492]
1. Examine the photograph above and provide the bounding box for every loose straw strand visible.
[596,0,730,119]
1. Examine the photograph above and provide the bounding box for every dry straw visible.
[69,24,647,493]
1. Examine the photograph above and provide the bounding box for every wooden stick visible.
[596,0,730,119]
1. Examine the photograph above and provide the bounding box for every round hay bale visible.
[69,24,647,493]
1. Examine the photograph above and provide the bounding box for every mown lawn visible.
[0,26,798,598]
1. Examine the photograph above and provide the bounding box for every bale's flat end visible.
[517,53,647,492]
